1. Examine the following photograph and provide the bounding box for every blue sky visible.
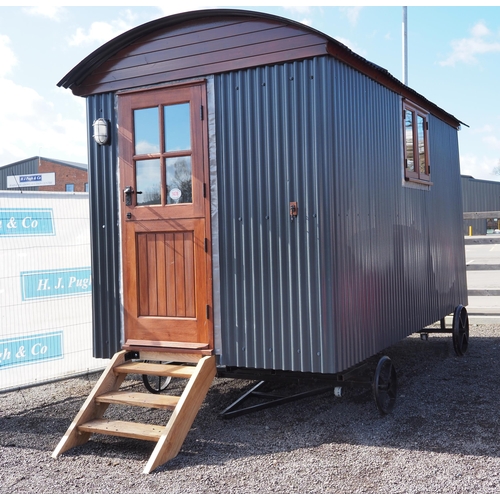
[1,3,500,180]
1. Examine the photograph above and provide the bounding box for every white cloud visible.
[0,78,87,166]
[156,5,209,15]
[68,10,139,46]
[283,7,311,15]
[23,6,65,21]
[0,35,17,78]
[460,154,500,182]
[483,134,500,150]
[299,18,313,27]
[471,21,490,38]
[440,21,500,66]
[340,7,362,27]
[335,37,367,57]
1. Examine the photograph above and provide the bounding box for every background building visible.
[462,175,500,235]
[0,156,88,192]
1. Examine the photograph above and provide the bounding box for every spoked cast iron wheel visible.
[142,361,172,394]
[372,356,397,415]
[452,304,469,356]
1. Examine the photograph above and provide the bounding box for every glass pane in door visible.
[134,107,159,155]
[166,157,192,204]
[164,103,191,152]
[136,159,161,206]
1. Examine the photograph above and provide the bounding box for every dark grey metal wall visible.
[86,93,122,358]
[461,175,500,235]
[215,56,467,374]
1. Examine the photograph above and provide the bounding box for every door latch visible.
[289,201,298,220]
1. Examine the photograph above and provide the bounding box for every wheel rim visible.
[452,305,469,356]
[142,361,172,394]
[373,356,397,415]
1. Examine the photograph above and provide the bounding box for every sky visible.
[1,3,500,181]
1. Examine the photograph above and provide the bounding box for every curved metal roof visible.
[57,8,466,128]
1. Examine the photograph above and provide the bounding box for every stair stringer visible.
[51,350,128,458]
[143,354,216,474]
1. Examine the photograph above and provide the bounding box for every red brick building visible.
[0,156,88,192]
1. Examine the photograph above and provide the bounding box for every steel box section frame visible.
[215,56,467,375]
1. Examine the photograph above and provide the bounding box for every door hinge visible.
[206,304,210,319]
[203,182,207,198]
[204,238,208,253]
[200,105,204,120]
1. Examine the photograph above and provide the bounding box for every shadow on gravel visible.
[1,331,499,473]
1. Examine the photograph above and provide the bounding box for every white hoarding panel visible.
[0,191,107,392]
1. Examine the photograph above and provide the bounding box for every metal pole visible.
[402,6,408,85]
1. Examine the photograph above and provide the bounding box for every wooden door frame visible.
[117,79,214,352]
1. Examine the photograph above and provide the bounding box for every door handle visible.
[124,186,134,206]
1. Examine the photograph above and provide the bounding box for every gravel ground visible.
[1,322,500,494]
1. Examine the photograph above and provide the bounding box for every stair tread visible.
[96,391,180,410]
[114,362,196,378]
[78,419,164,442]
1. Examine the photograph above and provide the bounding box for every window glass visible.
[166,157,192,204]
[65,184,74,192]
[164,103,190,152]
[405,110,414,172]
[417,115,426,174]
[134,107,159,155]
[136,159,161,206]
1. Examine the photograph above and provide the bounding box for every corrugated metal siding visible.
[215,56,467,374]
[0,158,39,191]
[461,176,500,235]
[87,93,122,358]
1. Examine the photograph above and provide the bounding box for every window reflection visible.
[166,157,192,204]
[164,103,190,152]
[134,107,160,155]
[405,110,414,172]
[136,159,161,206]
[417,115,426,174]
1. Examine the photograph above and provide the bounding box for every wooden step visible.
[52,352,217,474]
[114,361,196,378]
[78,419,164,442]
[123,340,212,356]
[96,391,180,410]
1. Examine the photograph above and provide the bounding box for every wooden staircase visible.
[52,349,216,474]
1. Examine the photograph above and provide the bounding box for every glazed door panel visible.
[118,82,212,349]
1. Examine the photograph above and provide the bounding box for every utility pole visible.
[402,6,408,85]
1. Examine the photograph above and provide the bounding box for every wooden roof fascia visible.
[72,44,328,97]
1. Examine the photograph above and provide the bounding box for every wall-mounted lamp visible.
[92,118,109,145]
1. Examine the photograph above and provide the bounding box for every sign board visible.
[0,192,107,392]
[7,172,56,188]
[0,208,55,237]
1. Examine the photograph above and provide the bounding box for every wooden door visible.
[118,82,212,350]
